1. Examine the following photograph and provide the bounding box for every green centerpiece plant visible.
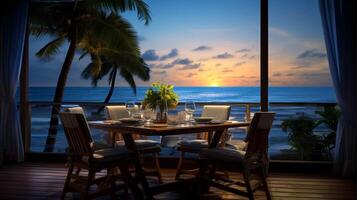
[142,82,179,123]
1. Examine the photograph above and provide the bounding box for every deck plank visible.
[0,163,356,200]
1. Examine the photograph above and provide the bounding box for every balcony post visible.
[20,18,31,153]
[260,0,269,111]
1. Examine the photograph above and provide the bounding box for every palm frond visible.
[120,68,137,94]
[84,0,151,25]
[36,36,66,60]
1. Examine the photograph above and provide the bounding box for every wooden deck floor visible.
[0,162,356,200]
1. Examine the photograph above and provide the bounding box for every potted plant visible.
[281,114,319,160]
[142,82,179,123]
[315,105,340,158]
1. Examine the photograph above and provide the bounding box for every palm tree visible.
[30,0,151,152]
[82,56,150,114]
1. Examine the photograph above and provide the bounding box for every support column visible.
[20,19,31,153]
[260,0,269,111]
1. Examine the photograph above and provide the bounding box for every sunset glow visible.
[29,0,331,87]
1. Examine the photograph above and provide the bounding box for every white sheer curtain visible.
[319,0,357,177]
[0,0,29,162]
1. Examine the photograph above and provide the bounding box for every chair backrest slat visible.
[198,105,231,141]
[105,105,139,120]
[60,112,93,157]
[246,112,275,155]
[104,105,141,140]
[201,105,231,121]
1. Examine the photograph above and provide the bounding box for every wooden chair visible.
[105,105,163,183]
[175,105,231,180]
[60,112,139,200]
[65,107,109,150]
[196,112,275,200]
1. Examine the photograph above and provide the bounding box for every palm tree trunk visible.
[97,68,117,114]
[44,25,77,152]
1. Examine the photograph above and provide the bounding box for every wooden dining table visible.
[88,120,250,200]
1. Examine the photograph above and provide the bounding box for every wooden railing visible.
[24,101,337,155]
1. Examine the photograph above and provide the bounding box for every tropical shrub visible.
[281,115,319,159]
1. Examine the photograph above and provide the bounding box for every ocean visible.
[27,86,336,103]
[26,86,336,160]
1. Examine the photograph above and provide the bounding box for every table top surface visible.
[88,120,250,136]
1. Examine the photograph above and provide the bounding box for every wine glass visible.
[143,108,153,123]
[125,101,136,118]
[185,101,196,121]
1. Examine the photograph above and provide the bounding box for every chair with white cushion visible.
[197,112,275,200]
[175,105,231,179]
[105,105,163,183]
[65,106,109,150]
[59,112,141,200]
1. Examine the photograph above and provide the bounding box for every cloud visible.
[192,45,212,51]
[236,48,251,53]
[178,63,201,70]
[172,58,193,65]
[152,70,167,75]
[154,58,201,70]
[269,27,290,37]
[160,48,178,61]
[185,73,197,78]
[297,49,326,60]
[241,54,249,58]
[234,61,246,67]
[222,68,233,73]
[213,52,234,59]
[142,49,159,61]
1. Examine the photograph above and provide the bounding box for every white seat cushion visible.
[178,140,208,152]
[82,148,129,163]
[115,139,160,149]
[226,140,248,151]
[201,148,246,164]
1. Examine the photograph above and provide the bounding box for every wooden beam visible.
[20,18,31,153]
[260,0,269,111]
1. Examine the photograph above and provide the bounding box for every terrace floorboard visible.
[0,162,356,200]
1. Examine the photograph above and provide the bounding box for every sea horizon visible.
[23,86,337,103]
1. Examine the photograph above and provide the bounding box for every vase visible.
[154,100,168,124]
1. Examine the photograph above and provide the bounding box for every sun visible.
[209,82,219,87]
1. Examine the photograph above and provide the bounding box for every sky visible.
[29,0,331,87]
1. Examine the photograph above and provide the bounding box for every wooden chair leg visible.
[175,151,185,180]
[259,166,271,200]
[195,158,209,198]
[108,168,117,200]
[119,164,144,200]
[243,170,254,200]
[82,169,94,200]
[61,164,74,200]
[154,153,163,184]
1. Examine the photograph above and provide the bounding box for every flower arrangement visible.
[142,82,179,123]
[142,82,179,110]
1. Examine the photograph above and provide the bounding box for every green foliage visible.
[31,1,151,95]
[281,115,319,159]
[142,82,179,110]
[315,106,340,151]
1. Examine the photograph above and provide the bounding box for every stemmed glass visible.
[125,101,136,118]
[143,108,154,124]
[185,101,196,121]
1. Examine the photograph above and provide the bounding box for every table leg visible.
[122,133,154,200]
[209,129,224,148]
